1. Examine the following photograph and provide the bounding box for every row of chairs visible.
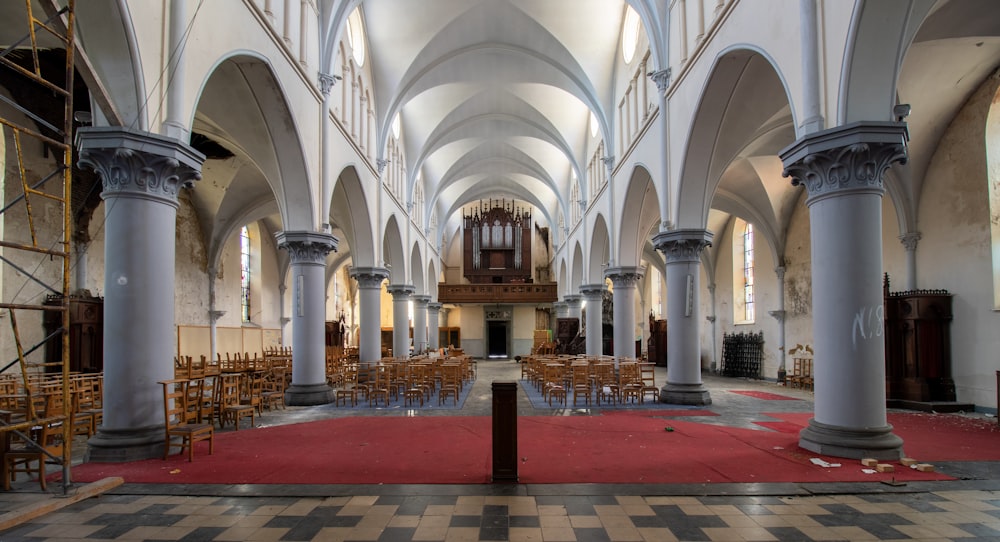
[0,372,104,490]
[161,359,290,462]
[328,355,475,408]
[522,355,659,407]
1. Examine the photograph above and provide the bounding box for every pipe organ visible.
[463,200,532,284]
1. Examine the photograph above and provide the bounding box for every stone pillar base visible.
[659,383,712,406]
[285,383,334,406]
[85,426,164,463]
[799,418,904,460]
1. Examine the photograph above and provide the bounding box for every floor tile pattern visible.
[3,490,1000,541]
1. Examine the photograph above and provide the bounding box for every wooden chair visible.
[619,362,643,404]
[571,364,591,406]
[368,365,392,407]
[639,363,659,403]
[785,344,814,390]
[593,363,618,405]
[218,373,255,430]
[438,363,462,405]
[241,370,266,415]
[159,379,214,462]
[542,364,566,406]
[262,368,286,411]
[3,393,65,490]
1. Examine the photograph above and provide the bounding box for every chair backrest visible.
[160,379,188,429]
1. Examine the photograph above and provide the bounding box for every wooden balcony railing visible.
[437,283,558,304]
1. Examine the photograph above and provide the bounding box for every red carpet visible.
[66,411,999,485]
[729,390,800,400]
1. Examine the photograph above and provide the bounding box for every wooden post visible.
[492,381,518,482]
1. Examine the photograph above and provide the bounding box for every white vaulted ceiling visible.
[356,0,627,228]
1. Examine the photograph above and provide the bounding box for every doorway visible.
[487,321,509,358]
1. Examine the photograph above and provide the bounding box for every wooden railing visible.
[437,283,558,304]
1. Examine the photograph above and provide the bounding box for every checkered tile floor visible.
[3,489,1000,541]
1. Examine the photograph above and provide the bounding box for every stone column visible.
[412,295,431,354]
[350,267,388,363]
[76,127,203,462]
[579,284,606,357]
[653,229,713,405]
[552,301,569,319]
[387,284,415,358]
[275,231,338,406]
[564,294,582,323]
[780,121,907,459]
[604,267,644,360]
[899,232,921,291]
[427,302,442,351]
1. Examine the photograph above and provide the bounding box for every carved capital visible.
[600,155,615,172]
[579,283,606,301]
[780,121,908,204]
[899,232,921,251]
[275,231,338,265]
[427,302,442,314]
[563,294,582,308]
[648,68,671,93]
[387,284,415,299]
[350,266,389,289]
[76,127,204,207]
[318,71,341,97]
[604,266,644,289]
[376,158,390,175]
[412,294,431,308]
[653,229,713,264]
[774,265,786,280]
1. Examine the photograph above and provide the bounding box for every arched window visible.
[732,219,755,324]
[621,5,640,64]
[240,226,251,323]
[743,222,755,322]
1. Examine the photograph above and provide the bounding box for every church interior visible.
[1,0,1000,539]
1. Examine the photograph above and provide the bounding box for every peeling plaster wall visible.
[917,73,1000,409]
[174,192,210,327]
[783,191,814,351]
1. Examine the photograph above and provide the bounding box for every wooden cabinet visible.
[43,295,103,373]
[648,318,668,367]
[884,277,954,402]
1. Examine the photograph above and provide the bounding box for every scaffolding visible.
[0,0,76,493]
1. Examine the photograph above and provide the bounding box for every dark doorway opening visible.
[487,321,508,359]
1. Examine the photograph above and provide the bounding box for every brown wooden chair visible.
[218,373,255,430]
[262,368,286,411]
[3,393,65,490]
[159,379,214,462]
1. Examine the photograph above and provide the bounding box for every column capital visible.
[76,127,204,208]
[317,71,341,96]
[275,231,338,265]
[387,284,415,298]
[412,294,431,306]
[350,266,390,289]
[604,266,645,288]
[376,158,390,175]
[653,229,713,263]
[427,302,443,313]
[209,310,226,323]
[775,265,786,280]
[648,68,671,93]
[579,283,607,299]
[552,301,568,315]
[899,231,921,251]
[563,294,582,307]
[780,121,908,204]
